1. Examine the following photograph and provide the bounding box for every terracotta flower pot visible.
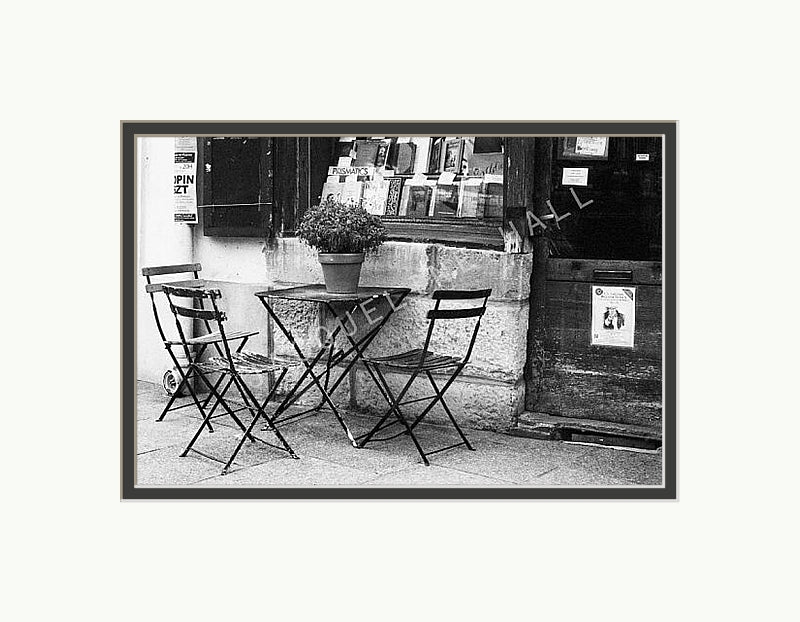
[318,253,365,293]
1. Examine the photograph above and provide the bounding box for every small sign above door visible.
[562,167,589,186]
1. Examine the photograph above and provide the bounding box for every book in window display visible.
[432,183,459,218]
[458,178,482,218]
[479,181,504,218]
[410,137,432,174]
[321,181,344,203]
[340,180,364,207]
[353,139,381,166]
[362,179,390,215]
[385,177,404,216]
[394,142,416,175]
[374,138,394,169]
[443,139,463,173]
[460,137,475,175]
[428,138,443,174]
[400,183,433,218]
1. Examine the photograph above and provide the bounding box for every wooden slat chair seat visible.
[199,351,297,375]
[161,285,298,475]
[365,348,462,371]
[357,288,492,466]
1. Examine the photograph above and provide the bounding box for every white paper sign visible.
[328,166,375,177]
[562,167,589,186]
[591,285,636,348]
[575,136,608,157]
[438,172,457,185]
[635,153,650,161]
[173,137,197,223]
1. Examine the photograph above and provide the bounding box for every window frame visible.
[198,137,274,238]
[198,135,523,251]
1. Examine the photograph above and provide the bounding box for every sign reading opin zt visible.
[173,137,198,224]
[591,285,636,348]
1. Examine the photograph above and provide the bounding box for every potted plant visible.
[297,196,387,293]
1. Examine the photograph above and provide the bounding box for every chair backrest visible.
[422,289,492,365]
[141,263,206,344]
[161,285,232,365]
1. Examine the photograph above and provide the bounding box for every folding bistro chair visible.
[358,289,492,465]
[162,285,298,474]
[141,263,258,426]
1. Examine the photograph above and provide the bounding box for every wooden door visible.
[527,137,663,431]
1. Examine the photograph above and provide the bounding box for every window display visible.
[321,136,505,221]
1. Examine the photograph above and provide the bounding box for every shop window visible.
[200,137,273,237]
[319,137,506,248]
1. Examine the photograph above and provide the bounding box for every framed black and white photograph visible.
[122,121,676,500]
[11,0,800,615]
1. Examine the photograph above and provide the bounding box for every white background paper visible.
[562,166,589,185]
[575,136,608,156]
[172,137,197,223]
[6,4,799,622]
[591,285,636,347]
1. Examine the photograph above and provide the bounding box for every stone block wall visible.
[195,238,532,432]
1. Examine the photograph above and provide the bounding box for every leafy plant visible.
[297,197,387,254]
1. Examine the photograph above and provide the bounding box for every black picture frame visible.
[122,120,677,500]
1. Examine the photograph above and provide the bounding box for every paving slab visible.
[433,438,591,485]
[281,414,426,475]
[564,446,663,486]
[528,466,633,487]
[136,446,229,487]
[359,465,516,488]
[136,415,200,454]
[193,456,374,488]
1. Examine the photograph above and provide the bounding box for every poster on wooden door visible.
[591,285,636,348]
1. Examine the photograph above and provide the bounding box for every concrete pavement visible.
[134,381,663,488]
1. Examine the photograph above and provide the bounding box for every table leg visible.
[259,297,358,445]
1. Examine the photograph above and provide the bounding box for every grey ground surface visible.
[135,381,663,488]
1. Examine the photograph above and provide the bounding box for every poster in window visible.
[575,137,608,157]
[173,137,198,223]
[559,136,609,160]
[591,285,636,348]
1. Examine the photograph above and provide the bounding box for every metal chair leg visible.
[361,369,432,465]
[426,371,474,451]
[222,371,298,474]
[358,369,416,446]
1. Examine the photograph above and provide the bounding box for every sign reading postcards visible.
[173,137,198,223]
[591,285,636,348]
